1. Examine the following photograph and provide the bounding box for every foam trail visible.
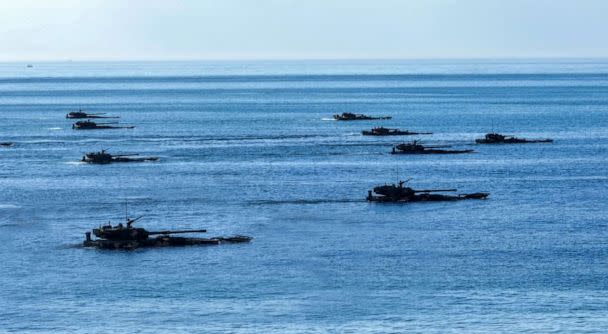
[248,198,362,205]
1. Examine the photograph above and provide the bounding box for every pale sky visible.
[1,0,607,61]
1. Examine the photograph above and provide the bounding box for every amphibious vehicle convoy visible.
[72,120,134,130]
[333,112,392,121]
[66,110,119,119]
[367,180,489,203]
[83,214,251,250]
[362,127,432,136]
[82,149,158,164]
[475,133,553,144]
[391,140,474,154]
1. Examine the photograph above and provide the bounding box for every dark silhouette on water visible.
[391,140,474,154]
[83,207,251,250]
[475,133,553,144]
[72,120,134,130]
[0,142,13,147]
[333,112,391,121]
[367,179,488,203]
[66,110,119,119]
[362,127,432,136]
[82,149,158,164]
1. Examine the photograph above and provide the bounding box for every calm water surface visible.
[0,60,607,333]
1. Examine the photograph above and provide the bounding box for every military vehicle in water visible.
[362,127,432,136]
[82,149,159,164]
[391,140,474,154]
[475,133,553,144]
[66,110,119,119]
[367,180,489,203]
[333,112,392,121]
[72,120,134,130]
[0,142,13,147]
[83,213,252,250]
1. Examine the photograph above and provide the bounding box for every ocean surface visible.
[0,59,607,333]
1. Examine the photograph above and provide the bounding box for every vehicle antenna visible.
[396,164,400,182]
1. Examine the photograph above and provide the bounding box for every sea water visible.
[0,59,607,333]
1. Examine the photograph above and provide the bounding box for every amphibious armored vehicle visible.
[83,214,251,250]
[82,149,158,164]
[475,133,553,144]
[362,127,432,136]
[66,110,119,119]
[72,120,134,130]
[333,112,392,121]
[391,140,474,154]
[367,180,488,203]
[0,142,13,147]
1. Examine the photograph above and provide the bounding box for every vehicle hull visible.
[475,138,553,144]
[391,149,474,154]
[362,130,428,136]
[83,157,159,164]
[73,125,134,130]
[83,235,252,250]
[367,192,489,203]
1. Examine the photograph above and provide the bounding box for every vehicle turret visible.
[91,215,208,241]
[93,226,208,242]
[66,110,119,119]
[475,132,553,144]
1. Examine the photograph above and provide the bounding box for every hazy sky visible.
[1,0,608,61]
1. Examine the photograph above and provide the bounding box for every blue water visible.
[0,60,607,333]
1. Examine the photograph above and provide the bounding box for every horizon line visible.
[3,56,608,63]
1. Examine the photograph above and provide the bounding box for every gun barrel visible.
[413,189,457,193]
[148,229,207,235]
